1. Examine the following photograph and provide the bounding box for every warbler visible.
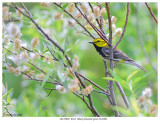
[89,38,147,72]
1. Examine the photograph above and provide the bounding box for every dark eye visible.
[97,40,100,43]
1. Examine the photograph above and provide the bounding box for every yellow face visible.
[92,39,108,47]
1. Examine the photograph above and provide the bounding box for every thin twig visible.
[104,61,113,105]
[12,3,65,54]
[88,2,101,29]
[74,72,101,117]
[116,81,129,108]
[14,2,71,67]
[22,72,57,91]
[46,89,56,97]
[44,43,59,61]
[145,2,158,24]
[3,19,21,22]
[54,2,95,39]
[106,3,113,69]
[73,92,91,111]
[113,3,129,50]
[106,2,119,117]
[93,89,109,95]
[3,47,17,55]
[21,46,47,59]
[75,3,109,44]
[27,61,63,86]
[20,2,32,18]
[87,94,101,117]
[11,2,100,117]
[27,78,61,85]
[99,5,105,34]
[4,107,12,117]
[77,72,106,92]
[3,3,15,8]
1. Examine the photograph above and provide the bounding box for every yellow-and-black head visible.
[89,38,108,47]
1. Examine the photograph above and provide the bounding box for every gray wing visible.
[102,47,133,61]
[114,49,133,61]
[101,47,110,57]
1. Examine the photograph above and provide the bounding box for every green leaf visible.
[127,70,139,82]
[7,96,11,104]
[43,49,49,53]
[61,38,67,50]
[109,69,131,93]
[56,68,68,90]
[24,21,31,25]
[57,69,65,83]
[90,2,98,6]
[5,57,16,67]
[56,21,62,32]
[109,69,126,84]
[40,40,44,52]
[7,44,13,51]
[2,73,6,86]
[38,104,42,117]
[44,110,49,117]
[34,49,39,53]
[2,88,14,99]
[33,16,38,20]
[42,69,53,87]
[132,82,148,92]
[113,106,136,117]
[132,72,150,86]
[62,3,69,10]
[40,38,51,46]
[34,58,53,68]
[103,77,117,82]
[66,39,81,53]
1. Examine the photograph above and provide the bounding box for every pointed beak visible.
[88,42,94,44]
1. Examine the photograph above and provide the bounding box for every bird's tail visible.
[125,61,148,72]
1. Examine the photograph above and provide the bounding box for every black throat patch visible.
[93,44,106,58]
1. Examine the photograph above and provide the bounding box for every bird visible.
[89,38,147,72]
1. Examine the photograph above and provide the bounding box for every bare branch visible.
[113,3,129,50]
[77,72,106,92]
[104,61,113,105]
[116,81,130,108]
[106,3,113,69]
[106,2,119,117]
[3,3,15,8]
[3,47,17,55]
[88,2,101,29]
[12,3,65,54]
[27,78,61,85]
[21,46,46,59]
[12,3,73,67]
[20,2,32,18]
[54,2,95,39]
[4,107,12,117]
[44,43,59,61]
[75,3,109,44]
[87,94,101,117]
[21,72,57,91]
[99,5,105,34]
[3,19,21,23]
[93,89,109,95]
[145,2,158,24]
[9,2,102,117]
[46,89,56,97]
[73,93,91,111]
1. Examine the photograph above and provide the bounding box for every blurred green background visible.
[2,2,157,117]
